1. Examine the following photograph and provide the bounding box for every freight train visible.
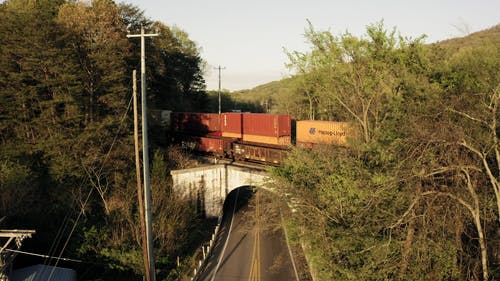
[165,112,351,165]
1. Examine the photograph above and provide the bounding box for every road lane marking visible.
[248,190,261,281]
[210,187,240,281]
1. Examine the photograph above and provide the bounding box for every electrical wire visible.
[44,95,135,281]
[43,211,71,267]
[5,249,82,263]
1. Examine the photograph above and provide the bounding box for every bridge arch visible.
[170,164,269,217]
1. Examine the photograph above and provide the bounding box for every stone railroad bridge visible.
[171,163,270,217]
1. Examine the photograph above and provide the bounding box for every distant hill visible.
[435,24,500,50]
[229,77,301,113]
[230,24,500,109]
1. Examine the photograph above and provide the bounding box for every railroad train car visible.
[167,111,351,165]
[296,120,350,148]
[220,112,242,139]
[178,135,234,158]
[241,113,291,145]
[171,112,221,136]
[232,142,288,165]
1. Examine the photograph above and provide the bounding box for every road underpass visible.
[194,186,301,281]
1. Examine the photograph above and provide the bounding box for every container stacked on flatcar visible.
[221,112,242,138]
[231,113,292,164]
[296,120,351,148]
[171,112,221,136]
[241,113,291,145]
[168,111,353,165]
[171,112,233,158]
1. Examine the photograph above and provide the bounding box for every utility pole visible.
[132,70,150,281]
[214,65,225,114]
[127,27,159,281]
[1,229,35,279]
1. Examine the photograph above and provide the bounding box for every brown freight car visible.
[233,142,289,165]
[181,135,234,158]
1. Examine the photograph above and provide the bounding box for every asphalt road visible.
[195,186,299,281]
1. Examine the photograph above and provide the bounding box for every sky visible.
[118,0,500,91]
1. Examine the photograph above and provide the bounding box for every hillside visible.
[230,77,297,113]
[230,23,500,111]
[436,24,500,50]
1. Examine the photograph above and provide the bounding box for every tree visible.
[428,43,500,280]
[0,1,212,279]
[57,0,130,124]
[146,23,207,112]
[274,21,499,281]
[447,44,500,224]
[0,0,80,145]
[285,47,321,120]
[0,160,35,217]
[286,21,428,145]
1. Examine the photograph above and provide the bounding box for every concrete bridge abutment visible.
[170,164,269,217]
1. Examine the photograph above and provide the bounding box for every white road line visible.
[281,208,300,281]
[210,187,240,281]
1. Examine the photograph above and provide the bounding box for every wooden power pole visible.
[133,70,150,281]
[214,65,226,114]
[127,27,158,281]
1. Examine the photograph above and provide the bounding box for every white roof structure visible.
[10,264,76,281]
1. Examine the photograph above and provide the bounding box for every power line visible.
[45,95,135,281]
[5,249,82,263]
[43,211,70,268]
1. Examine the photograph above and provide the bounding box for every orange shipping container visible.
[221,113,242,138]
[242,113,291,137]
[296,121,351,146]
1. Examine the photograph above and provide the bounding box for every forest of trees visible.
[269,23,500,280]
[1,0,499,280]
[0,0,211,280]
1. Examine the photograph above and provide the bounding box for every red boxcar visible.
[172,112,221,135]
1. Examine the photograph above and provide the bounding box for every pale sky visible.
[119,0,499,91]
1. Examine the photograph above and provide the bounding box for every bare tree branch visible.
[446,107,489,127]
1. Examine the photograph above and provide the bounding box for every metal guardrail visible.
[190,213,223,281]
